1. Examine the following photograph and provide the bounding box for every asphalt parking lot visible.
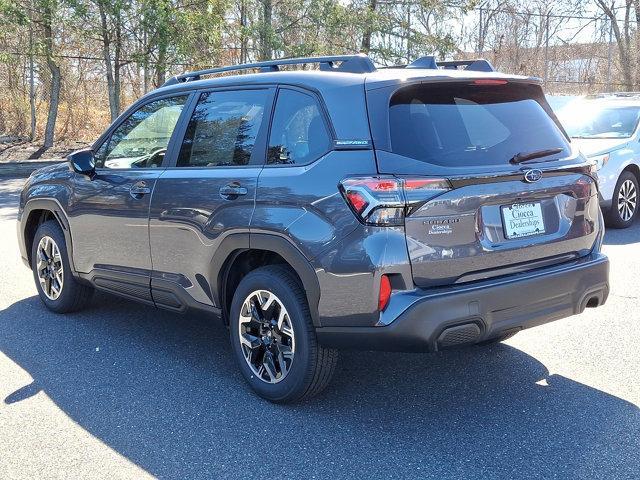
[0,176,638,479]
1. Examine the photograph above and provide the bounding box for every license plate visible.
[501,202,546,239]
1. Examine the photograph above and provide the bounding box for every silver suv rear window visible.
[389,82,570,167]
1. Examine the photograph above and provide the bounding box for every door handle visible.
[219,183,248,198]
[130,181,151,198]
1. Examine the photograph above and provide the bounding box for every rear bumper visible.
[316,253,609,352]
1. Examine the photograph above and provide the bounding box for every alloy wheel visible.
[238,290,295,384]
[36,236,64,300]
[617,179,637,222]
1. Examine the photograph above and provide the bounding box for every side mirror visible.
[68,149,96,179]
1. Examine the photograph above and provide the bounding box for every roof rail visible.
[406,56,495,73]
[162,54,377,87]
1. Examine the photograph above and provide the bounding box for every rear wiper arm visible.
[509,147,564,165]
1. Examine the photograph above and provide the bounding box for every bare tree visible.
[258,0,274,60]
[40,0,61,148]
[96,0,125,121]
[594,0,638,91]
[28,0,36,141]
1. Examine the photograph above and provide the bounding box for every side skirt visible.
[78,266,221,317]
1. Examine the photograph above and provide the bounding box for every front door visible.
[148,87,274,310]
[66,94,190,302]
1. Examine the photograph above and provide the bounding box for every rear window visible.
[389,82,570,167]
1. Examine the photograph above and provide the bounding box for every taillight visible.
[346,191,368,213]
[339,176,451,226]
[379,274,392,311]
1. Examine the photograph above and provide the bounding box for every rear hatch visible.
[366,77,600,287]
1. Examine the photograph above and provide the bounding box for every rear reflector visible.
[379,274,392,311]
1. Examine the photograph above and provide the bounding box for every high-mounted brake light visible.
[339,176,451,226]
[472,79,508,85]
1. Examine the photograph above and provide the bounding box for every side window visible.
[95,95,188,169]
[267,89,332,165]
[177,89,269,167]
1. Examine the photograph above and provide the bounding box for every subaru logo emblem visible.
[523,169,543,183]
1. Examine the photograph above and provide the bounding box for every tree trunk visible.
[143,22,150,93]
[156,42,167,87]
[113,10,121,116]
[240,0,248,63]
[361,0,377,53]
[28,7,36,141]
[259,0,273,60]
[144,62,150,93]
[618,47,634,91]
[98,3,118,121]
[42,3,60,148]
[634,0,640,87]
[596,0,636,91]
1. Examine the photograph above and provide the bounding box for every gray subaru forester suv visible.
[18,54,610,402]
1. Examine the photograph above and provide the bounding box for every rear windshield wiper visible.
[509,147,564,165]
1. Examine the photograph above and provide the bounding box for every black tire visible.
[229,265,338,403]
[31,220,94,313]
[605,171,639,229]
[477,330,518,346]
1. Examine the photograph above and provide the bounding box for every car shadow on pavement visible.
[1,293,638,479]
[603,220,640,246]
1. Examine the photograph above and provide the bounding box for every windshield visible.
[388,82,570,167]
[559,104,640,139]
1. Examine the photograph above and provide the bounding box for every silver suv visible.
[558,93,640,228]
[18,55,609,402]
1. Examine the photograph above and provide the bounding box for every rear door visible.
[367,79,600,287]
[148,87,274,310]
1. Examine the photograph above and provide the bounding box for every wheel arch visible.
[211,233,321,327]
[622,163,640,184]
[21,199,75,271]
